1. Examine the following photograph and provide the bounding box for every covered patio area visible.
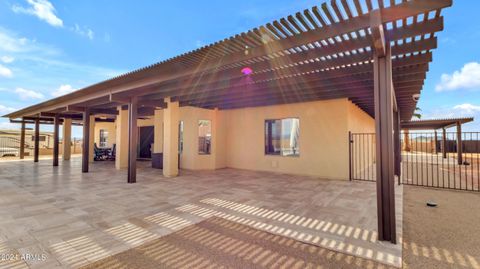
[0,157,403,268]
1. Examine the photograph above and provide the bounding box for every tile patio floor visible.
[0,157,403,268]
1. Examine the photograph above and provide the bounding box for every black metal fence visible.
[349,132,376,182]
[402,132,480,191]
[349,131,480,192]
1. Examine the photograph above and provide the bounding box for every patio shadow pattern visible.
[0,158,402,268]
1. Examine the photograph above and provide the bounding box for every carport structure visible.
[3,0,452,244]
[402,117,474,164]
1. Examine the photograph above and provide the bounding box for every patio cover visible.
[401,117,474,130]
[4,0,452,121]
[1,0,454,245]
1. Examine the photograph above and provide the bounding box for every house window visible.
[198,120,211,155]
[265,118,300,156]
[31,135,46,142]
[99,129,108,147]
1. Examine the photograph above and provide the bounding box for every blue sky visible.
[0,0,479,137]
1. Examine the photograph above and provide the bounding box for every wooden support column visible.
[19,120,25,159]
[393,110,401,179]
[53,114,59,166]
[34,118,40,162]
[89,115,95,163]
[442,127,447,159]
[62,118,72,160]
[457,122,463,165]
[128,97,138,183]
[82,108,91,173]
[373,43,396,243]
[434,130,438,154]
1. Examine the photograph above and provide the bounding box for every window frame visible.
[198,119,212,155]
[99,129,108,148]
[264,117,300,157]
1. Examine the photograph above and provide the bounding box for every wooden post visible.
[34,118,40,162]
[457,122,463,165]
[442,127,447,159]
[434,130,438,154]
[82,108,91,173]
[373,44,396,244]
[128,97,138,183]
[53,114,59,166]
[19,120,25,159]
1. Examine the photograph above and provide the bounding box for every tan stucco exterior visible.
[94,121,116,148]
[222,99,374,180]
[111,98,374,180]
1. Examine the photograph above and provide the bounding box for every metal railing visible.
[349,132,376,182]
[402,132,480,191]
[350,131,480,192]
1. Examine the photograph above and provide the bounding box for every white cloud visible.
[0,29,29,53]
[0,27,59,55]
[0,64,13,78]
[12,0,63,27]
[0,104,16,115]
[453,104,480,115]
[72,24,94,40]
[14,87,44,100]
[51,84,76,97]
[0,121,19,129]
[1,56,15,63]
[436,62,480,91]
[424,103,480,121]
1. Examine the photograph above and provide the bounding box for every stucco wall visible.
[222,99,351,180]
[178,106,226,170]
[347,101,375,133]
[112,98,375,180]
[347,101,376,178]
[94,122,116,148]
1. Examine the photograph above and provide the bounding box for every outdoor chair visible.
[107,144,116,161]
[94,143,108,161]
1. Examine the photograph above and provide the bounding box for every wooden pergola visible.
[3,0,453,243]
[402,117,473,164]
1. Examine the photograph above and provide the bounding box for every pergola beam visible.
[53,114,60,167]
[82,108,91,173]
[457,121,463,165]
[34,118,40,163]
[370,6,397,241]
[4,0,451,120]
[19,121,25,159]
[113,32,438,101]
[128,97,138,183]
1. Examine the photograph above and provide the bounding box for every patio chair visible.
[107,144,116,160]
[94,143,108,161]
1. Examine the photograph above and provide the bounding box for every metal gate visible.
[349,131,480,192]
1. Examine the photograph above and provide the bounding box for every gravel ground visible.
[402,185,480,269]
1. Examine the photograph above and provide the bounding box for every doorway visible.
[139,126,154,159]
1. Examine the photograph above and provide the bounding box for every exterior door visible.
[139,126,154,159]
